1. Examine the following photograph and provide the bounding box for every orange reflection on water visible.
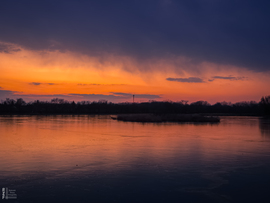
[0,116,269,176]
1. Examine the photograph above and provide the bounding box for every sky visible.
[0,0,270,104]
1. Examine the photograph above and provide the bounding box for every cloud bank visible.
[0,89,161,102]
[0,0,270,72]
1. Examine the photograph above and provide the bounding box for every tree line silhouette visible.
[0,96,269,116]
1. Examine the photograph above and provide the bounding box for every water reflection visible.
[259,118,270,138]
[0,116,270,202]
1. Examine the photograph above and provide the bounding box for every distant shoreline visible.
[0,98,269,116]
[0,113,264,117]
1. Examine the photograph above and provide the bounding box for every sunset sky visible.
[0,0,270,104]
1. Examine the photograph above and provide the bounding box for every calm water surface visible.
[0,116,270,203]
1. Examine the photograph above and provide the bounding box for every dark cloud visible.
[135,94,161,99]
[69,93,121,101]
[210,76,246,81]
[0,42,21,53]
[0,1,270,71]
[111,93,134,97]
[0,89,16,99]
[111,92,161,99]
[29,82,56,86]
[0,89,161,102]
[16,94,70,98]
[166,77,205,83]
[77,83,126,86]
[78,84,99,86]
[0,92,119,102]
[71,93,160,101]
[8,94,72,102]
[29,82,41,86]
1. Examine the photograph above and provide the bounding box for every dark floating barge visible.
[112,114,220,123]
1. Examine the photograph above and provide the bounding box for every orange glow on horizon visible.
[0,42,270,103]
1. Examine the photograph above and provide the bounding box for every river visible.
[0,115,270,202]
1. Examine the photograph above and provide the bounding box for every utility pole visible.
[133,95,134,103]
